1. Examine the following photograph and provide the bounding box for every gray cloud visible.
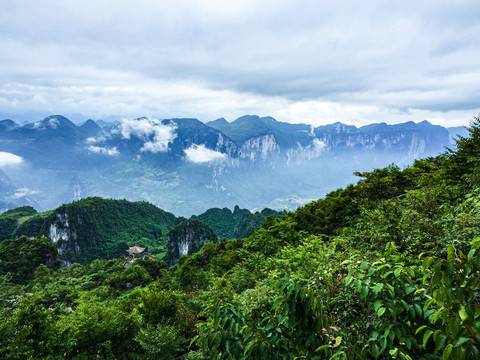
[0,0,479,126]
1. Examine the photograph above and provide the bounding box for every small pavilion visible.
[126,246,146,259]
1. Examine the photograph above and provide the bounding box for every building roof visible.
[126,246,146,255]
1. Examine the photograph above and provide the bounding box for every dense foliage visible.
[0,116,479,359]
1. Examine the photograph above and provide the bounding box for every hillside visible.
[11,197,181,265]
[0,205,37,241]
[193,205,282,239]
[0,116,479,359]
[1,198,278,266]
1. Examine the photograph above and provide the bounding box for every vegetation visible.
[193,206,281,239]
[0,206,37,241]
[0,116,479,359]
[1,200,277,266]
[7,198,182,264]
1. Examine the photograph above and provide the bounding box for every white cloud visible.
[86,136,105,143]
[184,144,227,163]
[88,146,119,156]
[0,152,24,167]
[114,117,177,153]
[12,187,39,198]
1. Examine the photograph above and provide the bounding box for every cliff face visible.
[165,219,217,266]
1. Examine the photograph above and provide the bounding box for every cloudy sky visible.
[1,0,479,126]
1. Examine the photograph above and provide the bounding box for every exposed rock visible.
[164,219,217,266]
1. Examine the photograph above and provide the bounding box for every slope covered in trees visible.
[192,205,282,239]
[0,116,479,359]
[9,198,182,264]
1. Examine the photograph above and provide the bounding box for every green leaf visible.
[315,345,330,351]
[423,329,433,347]
[377,307,386,317]
[458,306,468,322]
[374,300,383,311]
[454,337,470,347]
[441,344,453,360]
[415,325,427,335]
[361,285,369,298]
[389,348,399,356]
[394,267,402,277]
[434,334,447,353]
[373,283,384,294]
[467,249,476,261]
[345,275,353,285]
[447,245,455,262]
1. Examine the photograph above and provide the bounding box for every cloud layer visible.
[1,1,479,126]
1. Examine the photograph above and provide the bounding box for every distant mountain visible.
[80,119,101,136]
[0,119,19,132]
[208,115,313,148]
[0,114,452,215]
[447,126,469,144]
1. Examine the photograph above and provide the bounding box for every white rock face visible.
[239,135,280,161]
[47,213,79,261]
[215,133,237,157]
[286,138,327,164]
[49,223,70,244]
[408,135,426,159]
[178,240,189,257]
[72,180,83,201]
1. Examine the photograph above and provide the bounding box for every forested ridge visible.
[0,199,280,265]
[0,117,480,359]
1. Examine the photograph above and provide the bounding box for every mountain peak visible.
[80,119,101,136]
[27,115,77,131]
[0,119,19,131]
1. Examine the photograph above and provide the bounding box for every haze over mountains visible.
[0,114,466,216]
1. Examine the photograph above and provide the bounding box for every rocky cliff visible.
[164,219,217,266]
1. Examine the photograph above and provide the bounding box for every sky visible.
[0,0,479,127]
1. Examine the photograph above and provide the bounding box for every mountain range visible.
[0,114,465,216]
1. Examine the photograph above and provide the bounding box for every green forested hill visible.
[10,197,182,264]
[0,200,279,266]
[0,206,37,241]
[193,205,282,239]
[0,117,479,359]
